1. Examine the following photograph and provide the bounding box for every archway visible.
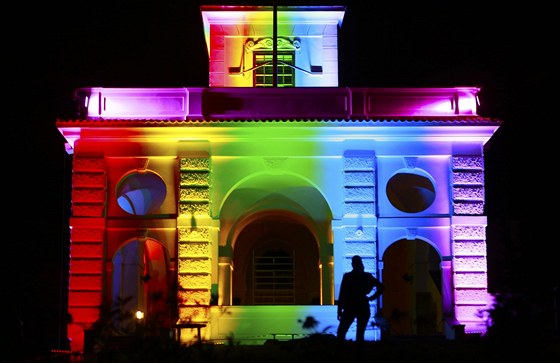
[381,239,442,336]
[219,172,334,306]
[112,238,172,335]
[232,213,320,305]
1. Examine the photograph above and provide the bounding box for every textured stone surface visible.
[344,171,375,186]
[179,242,210,257]
[73,173,106,187]
[344,186,375,201]
[452,171,483,185]
[71,227,105,242]
[454,256,487,271]
[179,228,210,241]
[180,158,210,170]
[455,304,488,322]
[454,272,487,288]
[453,240,486,256]
[452,225,486,239]
[72,204,105,217]
[180,187,210,201]
[73,158,106,171]
[452,156,483,170]
[69,258,103,273]
[179,202,210,215]
[455,288,490,303]
[344,226,375,241]
[344,157,375,170]
[180,172,210,186]
[178,258,212,273]
[343,242,377,259]
[71,242,104,258]
[72,188,106,202]
[69,275,103,290]
[178,274,211,289]
[453,201,484,215]
[68,291,103,306]
[344,202,375,215]
[452,186,484,200]
[67,307,99,323]
[178,290,211,305]
[178,307,209,321]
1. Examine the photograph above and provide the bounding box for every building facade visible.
[56,5,501,352]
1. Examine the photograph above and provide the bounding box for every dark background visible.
[6,0,555,352]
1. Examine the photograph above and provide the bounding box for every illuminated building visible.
[56,5,501,352]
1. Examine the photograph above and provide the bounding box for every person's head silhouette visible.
[351,255,364,272]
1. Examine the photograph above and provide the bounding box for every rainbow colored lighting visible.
[56,5,500,352]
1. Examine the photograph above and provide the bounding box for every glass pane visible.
[254,51,294,87]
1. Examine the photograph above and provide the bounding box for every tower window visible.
[254,52,295,87]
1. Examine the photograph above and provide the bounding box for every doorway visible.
[381,239,442,336]
[231,214,321,305]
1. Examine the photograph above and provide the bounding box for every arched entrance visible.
[381,239,442,336]
[219,172,334,306]
[111,238,172,335]
[231,213,320,305]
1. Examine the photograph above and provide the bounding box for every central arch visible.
[232,212,320,305]
[219,172,334,306]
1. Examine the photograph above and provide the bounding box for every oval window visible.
[386,169,435,213]
[116,170,167,215]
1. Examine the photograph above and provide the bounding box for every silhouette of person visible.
[336,255,385,348]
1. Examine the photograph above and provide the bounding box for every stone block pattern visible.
[451,156,484,216]
[454,288,489,304]
[70,242,103,258]
[452,240,486,256]
[453,201,484,215]
[343,166,375,217]
[178,289,212,306]
[69,275,103,290]
[452,225,486,240]
[341,152,378,278]
[179,157,210,216]
[72,156,107,218]
[68,156,107,331]
[208,27,225,87]
[453,271,487,288]
[178,157,212,325]
[454,256,487,272]
[451,219,490,327]
[450,156,489,327]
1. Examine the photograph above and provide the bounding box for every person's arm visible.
[337,275,347,319]
[368,278,385,301]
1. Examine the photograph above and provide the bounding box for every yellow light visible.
[136,310,144,320]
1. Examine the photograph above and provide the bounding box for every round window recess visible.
[116,170,167,215]
[386,169,436,213]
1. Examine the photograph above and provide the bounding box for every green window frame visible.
[253,52,295,87]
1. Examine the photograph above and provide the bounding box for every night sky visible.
[7,0,555,350]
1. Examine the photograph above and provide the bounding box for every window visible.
[253,249,295,304]
[254,52,295,87]
[116,170,167,215]
[386,169,436,213]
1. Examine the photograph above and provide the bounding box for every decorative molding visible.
[245,37,301,53]
[135,158,149,170]
[263,157,287,170]
[404,156,418,169]
[405,228,418,240]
